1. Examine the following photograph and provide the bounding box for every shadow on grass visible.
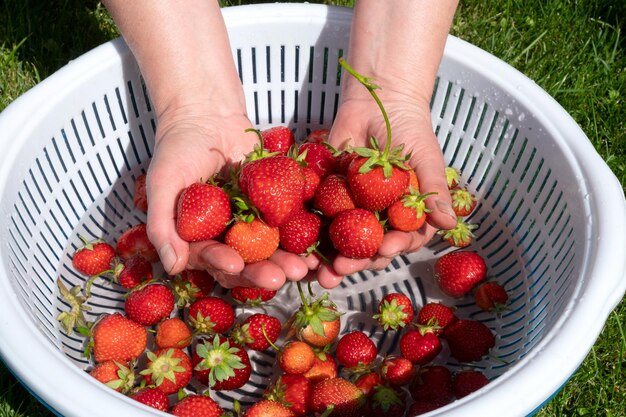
[0,361,55,417]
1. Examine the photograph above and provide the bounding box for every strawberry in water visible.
[155,317,192,349]
[224,217,280,263]
[386,190,436,232]
[367,385,406,416]
[439,217,478,248]
[116,254,153,289]
[450,187,477,217]
[347,156,409,212]
[298,142,337,179]
[434,250,487,298]
[290,281,341,348]
[230,286,277,305]
[188,296,235,335]
[175,182,232,242]
[140,347,193,395]
[171,268,215,307]
[373,292,415,331]
[380,355,415,387]
[354,371,383,397]
[303,353,338,384]
[306,128,330,144]
[193,335,252,390]
[310,377,365,417]
[116,223,159,263]
[409,365,454,406]
[130,387,169,412]
[231,313,282,351]
[329,208,384,259]
[171,395,224,417]
[416,302,457,335]
[271,340,316,375]
[124,283,174,326]
[262,126,295,155]
[72,237,116,277]
[444,319,495,363]
[91,313,147,363]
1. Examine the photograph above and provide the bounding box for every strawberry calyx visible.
[338,58,410,178]
[56,278,92,336]
[188,310,218,335]
[243,128,281,163]
[292,281,341,339]
[438,217,478,247]
[371,384,405,410]
[401,190,437,219]
[445,167,461,189]
[171,276,202,308]
[450,188,477,213]
[373,298,411,331]
[140,348,186,387]
[194,336,247,388]
[103,361,137,393]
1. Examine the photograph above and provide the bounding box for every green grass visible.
[0,1,625,416]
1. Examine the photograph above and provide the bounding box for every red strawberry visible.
[373,292,415,331]
[407,400,441,416]
[172,268,216,307]
[444,319,495,363]
[116,254,153,289]
[175,182,232,242]
[224,217,280,263]
[354,371,383,397]
[193,335,252,390]
[303,353,338,384]
[92,313,147,363]
[230,286,277,305]
[116,223,159,263]
[416,302,457,335]
[278,340,316,375]
[434,251,487,298]
[171,395,224,417]
[347,156,409,212]
[313,174,357,218]
[399,328,441,366]
[262,126,295,155]
[124,283,174,326]
[409,365,454,406]
[474,282,509,312]
[329,208,384,259]
[130,387,169,412]
[133,173,148,213]
[310,377,365,417]
[298,142,337,179]
[155,317,192,349]
[231,313,282,351]
[188,296,235,334]
[450,187,477,217]
[453,370,490,398]
[239,155,305,227]
[306,128,330,144]
[140,347,193,395]
[386,191,436,232]
[245,400,296,417]
[380,356,415,387]
[439,217,478,248]
[335,331,377,369]
[89,360,135,393]
[367,385,406,416]
[72,238,116,276]
[279,209,322,255]
[302,166,321,201]
[336,151,359,176]
[265,374,312,416]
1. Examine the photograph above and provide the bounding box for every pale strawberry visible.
[133,173,148,213]
[278,341,316,375]
[245,400,296,417]
[224,217,280,263]
[124,283,174,326]
[329,208,384,259]
[155,317,192,349]
[116,223,159,263]
[434,250,487,298]
[175,182,232,242]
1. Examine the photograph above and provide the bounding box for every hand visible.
[316,89,458,289]
[145,104,310,290]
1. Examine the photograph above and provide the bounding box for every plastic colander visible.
[0,3,625,417]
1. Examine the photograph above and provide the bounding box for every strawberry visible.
[239,155,306,227]
[262,126,295,155]
[450,187,477,217]
[310,377,366,417]
[434,250,487,298]
[329,208,384,259]
[171,395,224,417]
[407,168,420,192]
[373,292,415,331]
[171,268,215,307]
[347,156,409,212]
[302,165,321,201]
[279,208,322,255]
[224,217,280,263]
[133,173,148,213]
[399,328,441,366]
[117,254,153,289]
[306,128,330,144]
[409,365,454,406]
[72,237,116,276]
[140,347,193,395]
[89,360,135,393]
[380,356,415,387]
[474,282,509,312]
[336,151,359,176]
[124,283,174,326]
[406,400,441,416]
[231,313,282,351]
[303,353,338,384]
[92,313,147,363]
[386,190,436,232]
[193,335,252,390]
[298,142,337,179]
[367,385,406,416]
[175,182,232,242]
[453,370,490,398]
[354,371,383,397]
[188,296,235,334]
[155,317,192,349]
[230,286,277,305]
[445,167,461,189]
[335,331,377,370]
[129,387,169,412]
[277,340,316,375]
[416,302,457,335]
[439,217,478,248]
[313,174,357,218]
[245,400,296,417]
[444,319,495,363]
[291,282,342,347]
[265,373,312,416]
[116,223,159,263]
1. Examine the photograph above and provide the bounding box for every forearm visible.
[345,0,458,105]
[103,0,245,118]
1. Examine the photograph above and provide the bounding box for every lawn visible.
[1,0,625,416]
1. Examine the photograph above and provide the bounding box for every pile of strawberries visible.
[55,59,512,416]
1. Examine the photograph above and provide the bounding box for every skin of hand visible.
[103,0,311,289]
[316,0,460,289]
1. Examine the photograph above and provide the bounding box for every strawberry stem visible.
[339,58,392,159]
[261,323,279,352]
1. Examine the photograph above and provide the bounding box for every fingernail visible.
[436,199,458,221]
[159,243,178,273]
